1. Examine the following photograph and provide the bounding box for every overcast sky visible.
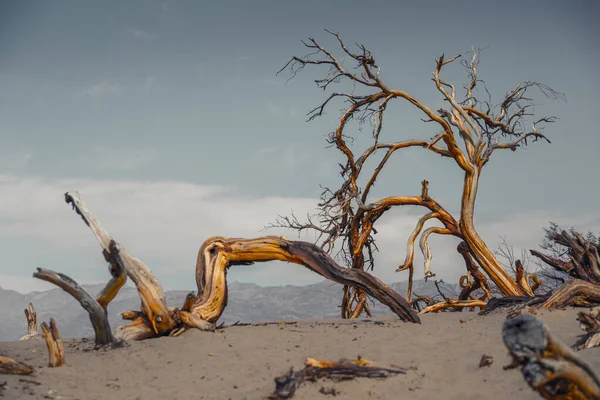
[0,0,598,294]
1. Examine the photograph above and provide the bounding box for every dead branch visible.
[41,318,65,368]
[268,356,405,399]
[65,191,177,338]
[503,314,600,399]
[19,303,41,341]
[33,268,116,346]
[420,298,487,314]
[542,279,600,309]
[0,357,33,375]
[575,309,600,350]
[531,229,600,285]
[191,236,420,324]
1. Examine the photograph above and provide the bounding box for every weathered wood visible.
[575,309,600,350]
[33,268,115,346]
[420,298,487,314]
[503,314,600,399]
[268,357,405,399]
[0,357,34,375]
[41,318,65,368]
[542,279,600,309]
[191,236,420,324]
[113,316,155,341]
[65,192,176,335]
[19,303,42,341]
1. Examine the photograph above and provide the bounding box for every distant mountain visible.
[0,279,460,341]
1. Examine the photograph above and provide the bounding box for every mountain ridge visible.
[0,279,460,341]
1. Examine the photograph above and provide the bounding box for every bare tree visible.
[273,30,564,318]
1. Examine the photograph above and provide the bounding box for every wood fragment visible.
[502,314,600,399]
[574,309,600,350]
[420,298,487,314]
[20,303,42,341]
[0,357,34,375]
[479,354,493,368]
[268,357,405,399]
[41,318,65,367]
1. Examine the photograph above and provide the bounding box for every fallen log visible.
[0,357,33,375]
[19,303,42,341]
[502,313,600,399]
[268,357,405,399]
[41,318,65,368]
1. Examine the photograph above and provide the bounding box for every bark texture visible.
[41,318,65,368]
[503,314,600,399]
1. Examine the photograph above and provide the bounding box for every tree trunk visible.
[460,171,530,297]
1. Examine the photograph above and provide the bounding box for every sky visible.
[0,0,598,294]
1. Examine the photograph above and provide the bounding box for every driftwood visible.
[575,309,600,350]
[41,318,65,367]
[542,279,600,309]
[0,357,33,375]
[268,357,405,399]
[61,192,419,341]
[503,314,600,399]
[19,303,42,341]
[33,268,117,346]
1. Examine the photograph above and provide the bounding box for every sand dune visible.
[1,308,598,400]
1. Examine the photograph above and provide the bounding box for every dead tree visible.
[19,303,41,341]
[274,30,564,318]
[531,227,600,308]
[503,314,600,399]
[49,192,419,341]
[41,318,65,367]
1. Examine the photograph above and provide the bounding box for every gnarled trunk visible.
[460,171,530,297]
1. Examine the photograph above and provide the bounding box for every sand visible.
[1,308,599,400]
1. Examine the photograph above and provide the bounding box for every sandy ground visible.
[1,308,599,400]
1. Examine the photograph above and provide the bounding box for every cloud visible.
[82,146,156,171]
[79,81,122,99]
[128,28,158,42]
[0,174,597,294]
[254,143,304,169]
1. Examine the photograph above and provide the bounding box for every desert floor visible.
[1,308,599,400]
